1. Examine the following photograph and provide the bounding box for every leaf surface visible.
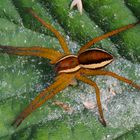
[0,0,140,139]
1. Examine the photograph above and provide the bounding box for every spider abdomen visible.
[78,48,113,69]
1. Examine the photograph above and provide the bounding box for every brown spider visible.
[0,9,140,127]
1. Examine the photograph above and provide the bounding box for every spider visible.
[0,9,140,127]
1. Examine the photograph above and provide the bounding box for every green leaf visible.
[82,0,140,61]
[0,0,140,139]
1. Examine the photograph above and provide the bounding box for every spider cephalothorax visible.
[0,9,140,127]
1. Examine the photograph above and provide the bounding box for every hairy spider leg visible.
[12,79,61,127]
[78,21,140,53]
[29,9,70,54]
[12,73,75,127]
[80,69,140,90]
[0,46,63,63]
[76,75,106,126]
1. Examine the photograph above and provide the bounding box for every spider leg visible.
[80,69,140,90]
[78,21,140,54]
[0,45,63,63]
[28,9,70,54]
[12,73,75,127]
[76,74,106,126]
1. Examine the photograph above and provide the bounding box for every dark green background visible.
[0,0,140,139]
